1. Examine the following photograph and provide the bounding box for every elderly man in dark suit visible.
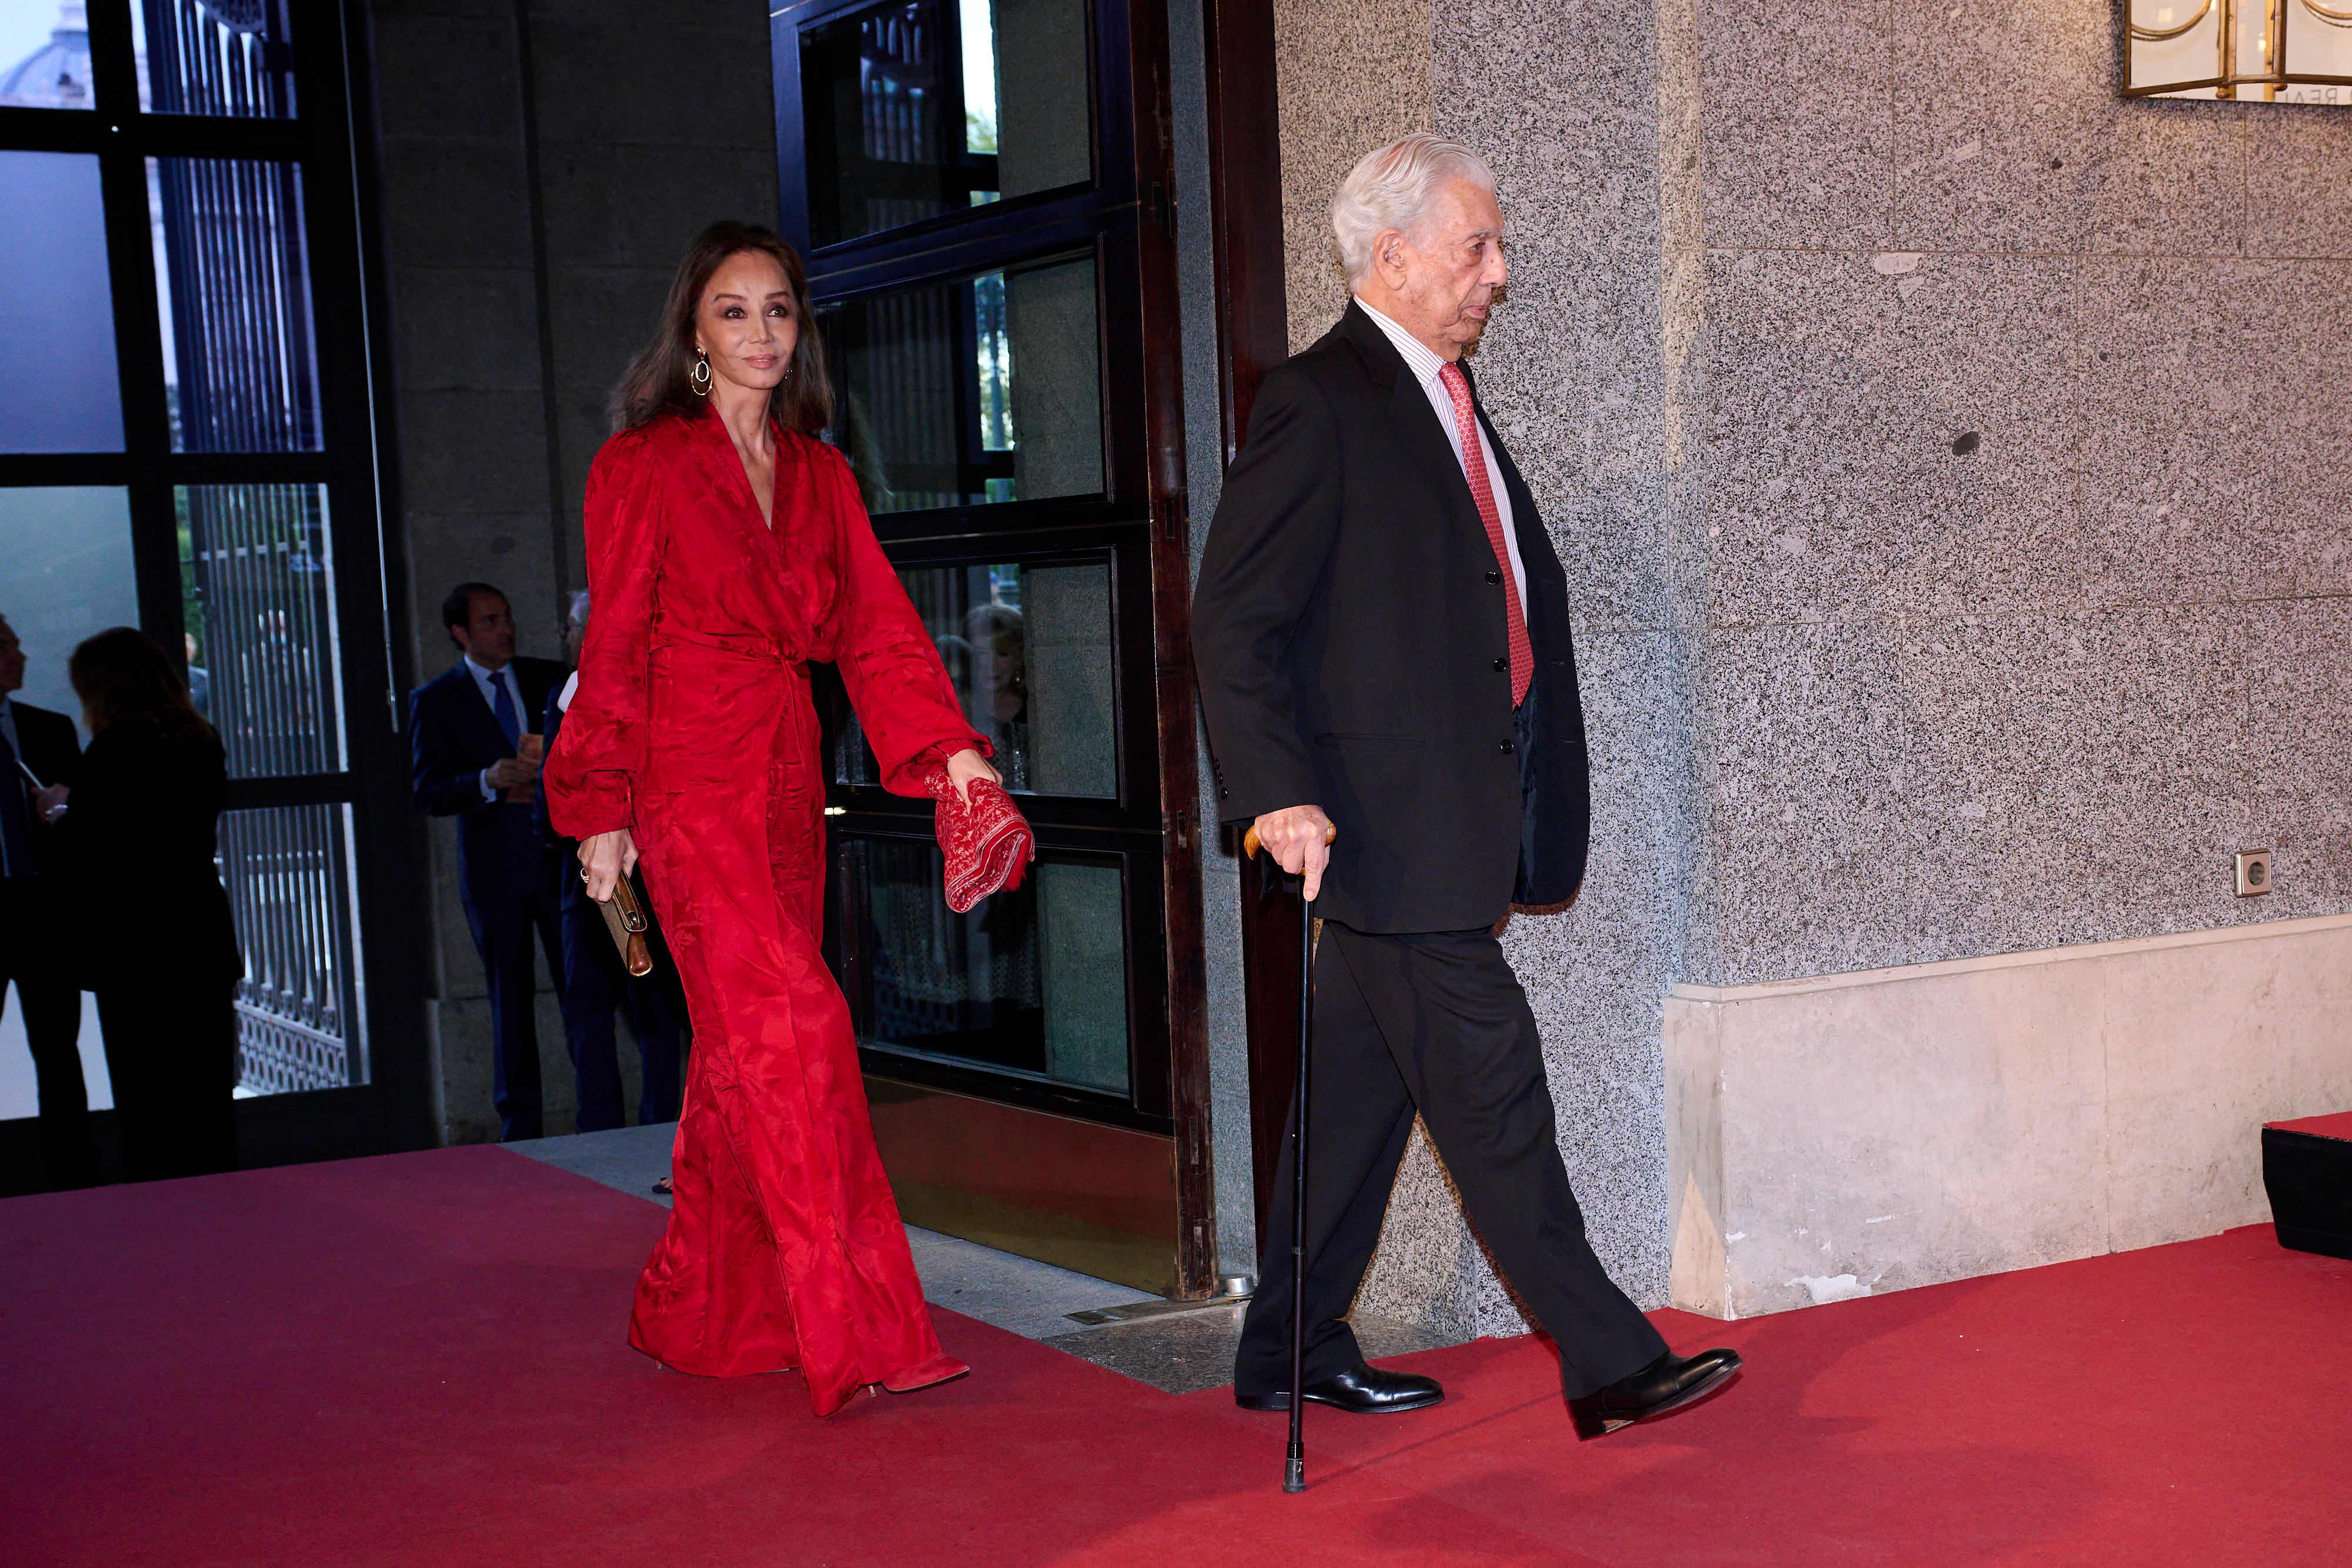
[411,583,566,1142]
[0,616,93,1189]
[1192,134,1740,1438]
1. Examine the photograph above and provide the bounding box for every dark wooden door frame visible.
[1131,0,1221,1300]
[1192,0,1302,1249]
[1201,0,1290,467]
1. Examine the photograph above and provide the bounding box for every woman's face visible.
[693,249,800,396]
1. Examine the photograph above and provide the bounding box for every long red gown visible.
[544,407,981,1415]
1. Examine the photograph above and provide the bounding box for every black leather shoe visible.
[1234,1362,1444,1415]
[1569,1348,1742,1439]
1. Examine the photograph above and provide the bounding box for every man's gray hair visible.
[567,589,591,627]
[1329,133,1497,286]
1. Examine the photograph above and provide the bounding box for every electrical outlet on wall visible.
[2236,850,2274,898]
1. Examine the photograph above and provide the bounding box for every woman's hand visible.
[944,747,1000,807]
[577,827,639,903]
[34,784,68,824]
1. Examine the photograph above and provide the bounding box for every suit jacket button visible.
[1499,739,1515,755]
[1217,786,1229,800]
[1493,657,1508,672]
[1485,569,1502,585]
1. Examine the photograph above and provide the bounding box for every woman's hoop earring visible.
[690,353,713,397]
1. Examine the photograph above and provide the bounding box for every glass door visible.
[0,1,417,1162]
[776,0,1213,1294]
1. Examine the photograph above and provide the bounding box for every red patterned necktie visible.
[1438,362,1531,707]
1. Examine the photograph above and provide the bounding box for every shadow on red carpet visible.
[1,1145,2344,1566]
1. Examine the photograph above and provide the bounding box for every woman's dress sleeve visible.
[823,449,987,796]
[546,428,664,838]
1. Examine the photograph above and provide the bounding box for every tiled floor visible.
[503,1124,1443,1393]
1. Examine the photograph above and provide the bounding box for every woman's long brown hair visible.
[68,627,215,740]
[609,222,834,436]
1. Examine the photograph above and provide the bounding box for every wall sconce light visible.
[2127,0,2352,101]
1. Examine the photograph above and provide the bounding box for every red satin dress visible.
[544,407,981,1415]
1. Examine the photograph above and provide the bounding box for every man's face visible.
[453,593,516,668]
[0,622,25,696]
[1386,178,1509,359]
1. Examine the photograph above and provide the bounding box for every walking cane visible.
[1242,818,1336,1495]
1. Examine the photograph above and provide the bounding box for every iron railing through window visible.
[139,0,296,119]
[220,804,362,1093]
[182,483,343,780]
[151,155,322,453]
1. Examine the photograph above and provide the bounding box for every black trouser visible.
[462,857,565,1142]
[556,887,688,1131]
[1235,920,1667,1400]
[97,973,237,1183]
[0,879,97,1189]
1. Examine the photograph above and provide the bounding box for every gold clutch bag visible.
[596,874,654,978]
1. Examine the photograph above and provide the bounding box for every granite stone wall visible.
[1271,0,2352,1337]
[368,0,777,1143]
[1271,0,1432,350]
[1670,1,2352,988]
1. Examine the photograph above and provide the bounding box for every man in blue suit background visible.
[532,590,689,1134]
[411,583,566,1141]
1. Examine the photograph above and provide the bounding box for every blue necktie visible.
[488,669,522,748]
[0,728,33,879]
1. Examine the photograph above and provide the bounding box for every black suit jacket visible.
[410,656,564,911]
[62,714,240,987]
[1191,303,1591,934]
[8,699,83,883]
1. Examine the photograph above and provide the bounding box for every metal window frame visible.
[0,1,428,1160]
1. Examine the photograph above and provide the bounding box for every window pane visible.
[223,803,368,1093]
[800,0,1091,248]
[180,483,345,777]
[830,835,1128,1096]
[0,152,124,453]
[0,1,93,108]
[834,557,1115,797]
[824,252,1101,514]
[0,487,139,734]
[135,0,298,118]
[150,156,324,452]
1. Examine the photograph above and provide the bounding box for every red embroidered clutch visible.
[924,770,1035,914]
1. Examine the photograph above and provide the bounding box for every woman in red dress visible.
[544,222,996,1414]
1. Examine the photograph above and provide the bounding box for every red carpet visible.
[3,1146,2346,1567]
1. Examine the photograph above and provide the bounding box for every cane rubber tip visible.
[1284,1459,1305,1493]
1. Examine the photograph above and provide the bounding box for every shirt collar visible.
[462,654,506,686]
[1353,296,1453,389]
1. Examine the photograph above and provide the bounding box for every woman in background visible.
[545,221,1001,1415]
[51,628,241,1181]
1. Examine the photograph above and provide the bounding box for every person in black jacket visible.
[0,616,96,1189]
[532,591,687,1132]
[1191,135,1739,1439]
[410,583,566,1142]
[50,628,242,1182]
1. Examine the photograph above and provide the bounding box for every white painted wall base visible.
[1664,915,2352,1319]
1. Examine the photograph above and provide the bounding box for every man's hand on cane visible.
[1252,804,1335,902]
